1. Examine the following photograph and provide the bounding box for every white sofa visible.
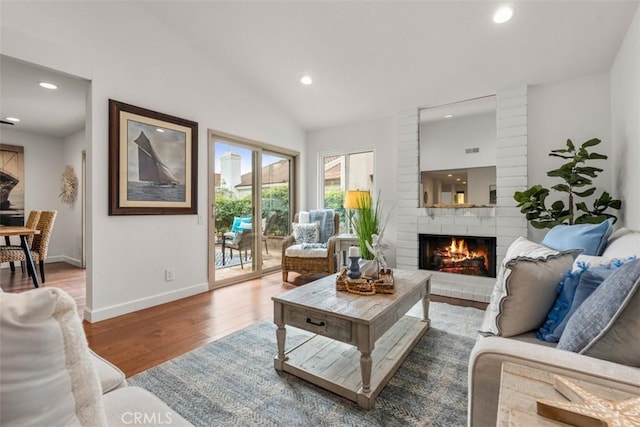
[0,287,192,426]
[468,228,640,426]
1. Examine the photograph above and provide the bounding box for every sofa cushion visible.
[541,218,614,256]
[536,255,634,343]
[293,222,320,244]
[0,288,107,426]
[557,258,640,367]
[565,257,636,325]
[285,244,328,258]
[536,268,585,342]
[480,237,577,337]
[90,350,127,393]
[601,227,640,258]
[102,386,192,426]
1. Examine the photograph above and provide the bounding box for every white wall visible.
[61,129,86,266]
[306,116,397,264]
[611,7,640,230]
[467,166,495,206]
[420,112,496,171]
[527,73,613,240]
[1,2,306,321]
[0,128,67,260]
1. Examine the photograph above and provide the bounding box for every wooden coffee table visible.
[273,269,431,409]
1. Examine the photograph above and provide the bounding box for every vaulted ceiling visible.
[1,1,637,136]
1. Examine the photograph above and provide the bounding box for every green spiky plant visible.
[513,138,621,229]
[348,192,383,260]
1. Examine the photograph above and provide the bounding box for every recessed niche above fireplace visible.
[419,234,497,278]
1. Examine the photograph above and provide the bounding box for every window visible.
[320,150,374,233]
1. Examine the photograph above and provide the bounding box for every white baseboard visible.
[83,282,210,323]
[48,255,82,267]
[1,256,82,269]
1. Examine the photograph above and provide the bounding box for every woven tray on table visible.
[335,267,395,296]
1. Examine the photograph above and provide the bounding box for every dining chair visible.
[223,230,254,269]
[4,210,41,273]
[0,210,57,283]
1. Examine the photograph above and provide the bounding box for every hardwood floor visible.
[1,263,486,378]
[84,272,309,377]
[0,261,86,316]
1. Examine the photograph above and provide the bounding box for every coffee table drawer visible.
[285,308,352,342]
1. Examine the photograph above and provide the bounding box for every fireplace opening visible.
[419,234,497,278]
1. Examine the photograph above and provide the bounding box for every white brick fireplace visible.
[395,87,529,302]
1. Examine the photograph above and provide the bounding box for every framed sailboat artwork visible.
[108,100,198,215]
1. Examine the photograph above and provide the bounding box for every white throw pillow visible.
[479,237,578,337]
[601,228,640,258]
[292,222,320,244]
[0,288,107,426]
[298,211,310,224]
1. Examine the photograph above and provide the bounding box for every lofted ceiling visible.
[0,1,638,136]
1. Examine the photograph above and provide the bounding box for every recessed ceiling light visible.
[156,128,165,133]
[463,181,467,184]
[493,6,513,24]
[5,117,20,122]
[39,81,58,90]
[300,75,313,85]
[444,114,453,119]
[456,178,461,181]
[447,174,453,177]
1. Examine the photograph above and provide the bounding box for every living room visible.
[1,1,639,426]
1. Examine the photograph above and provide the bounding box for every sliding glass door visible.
[261,151,292,273]
[208,131,296,288]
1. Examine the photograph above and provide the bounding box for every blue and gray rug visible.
[215,252,252,269]
[129,302,484,426]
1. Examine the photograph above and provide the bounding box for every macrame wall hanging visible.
[59,165,79,205]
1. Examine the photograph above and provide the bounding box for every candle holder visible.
[347,256,362,280]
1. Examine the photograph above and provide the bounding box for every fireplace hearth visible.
[419,234,496,278]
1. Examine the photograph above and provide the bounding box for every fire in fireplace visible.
[419,234,497,278]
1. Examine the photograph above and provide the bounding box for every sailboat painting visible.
[109,99,197,215]
[0,144,25,226]
[127,121,185,202]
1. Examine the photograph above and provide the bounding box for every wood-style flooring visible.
[1,262,485,378]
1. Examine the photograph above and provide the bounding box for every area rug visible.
[129,302,484,427]
[215,251,252,269]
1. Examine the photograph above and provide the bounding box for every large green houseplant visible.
[513,138,621,229]
[348,192,385,260]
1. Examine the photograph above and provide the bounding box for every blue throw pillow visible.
[549,264,621,341]
[536,268,585,342]
[571,262,627,313]
[557,259,640,367]
[541,218,614,256]
[231,216,252,233]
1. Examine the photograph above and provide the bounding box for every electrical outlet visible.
[165,268,175,282]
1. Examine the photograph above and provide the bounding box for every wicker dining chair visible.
[5,210,41,273]
[0,210,57,283]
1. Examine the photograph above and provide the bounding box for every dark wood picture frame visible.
[108,99,198,215]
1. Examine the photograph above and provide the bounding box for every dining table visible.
[0,226,41,288]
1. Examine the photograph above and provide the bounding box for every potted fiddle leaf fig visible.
[513,138,621,229]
